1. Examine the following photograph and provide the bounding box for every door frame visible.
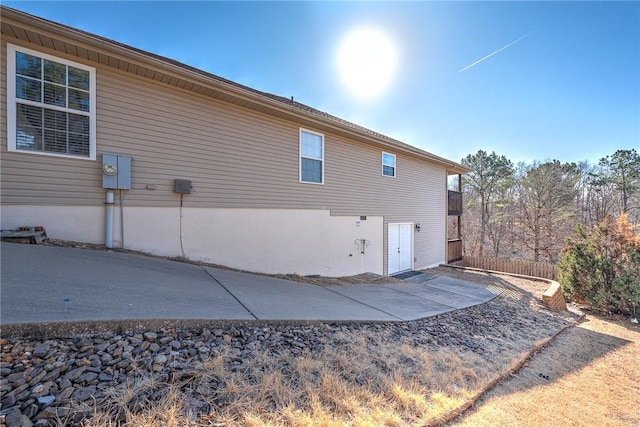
[387,222,414,275]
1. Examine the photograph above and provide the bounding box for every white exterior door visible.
[388,223,413,274]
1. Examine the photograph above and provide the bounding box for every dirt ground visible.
[434,266,639,426]
[453,312,640,426]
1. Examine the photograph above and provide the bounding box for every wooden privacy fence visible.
[459,256,558,280]
[447,239,463,263]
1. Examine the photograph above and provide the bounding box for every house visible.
[0,6,469,277]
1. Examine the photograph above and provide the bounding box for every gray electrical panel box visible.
[174,179,192,194]
[102,153,132,189]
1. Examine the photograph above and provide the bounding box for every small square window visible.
[382,152,396,177]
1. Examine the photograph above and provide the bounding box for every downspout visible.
[119,189,125,249]
[105,191,114,248]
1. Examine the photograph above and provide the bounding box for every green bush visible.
[558,214,640,316]
[613,248,640,317]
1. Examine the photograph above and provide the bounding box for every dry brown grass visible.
[55,269,591,427]
[210,338,487,426]
[454,314,640,427]
[61,325,542,427]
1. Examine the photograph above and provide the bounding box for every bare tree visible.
[487,182,517,257]
[573,161,618,225]
[514,160,580,262]
[586,173,620,224]
[458,149,638,264]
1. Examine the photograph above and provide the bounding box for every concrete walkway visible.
[0,242,497,327]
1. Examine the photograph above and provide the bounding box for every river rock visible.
[32,344,50,358]
[36,396,54,406]
[143,332,157,342]
[71,385,96,402]
[5,408,22,427]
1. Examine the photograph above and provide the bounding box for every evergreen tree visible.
[461,150,514,257]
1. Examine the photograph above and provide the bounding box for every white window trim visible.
[299,128,325,185]
[6,43,97,161]
[382,152,396,177]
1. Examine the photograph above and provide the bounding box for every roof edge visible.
[1,5,471,174]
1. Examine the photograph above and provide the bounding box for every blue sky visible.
[6,1,639,165]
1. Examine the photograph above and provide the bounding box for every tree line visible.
[451,148,640,263]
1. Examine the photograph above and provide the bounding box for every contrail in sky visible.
[459,31,535,73]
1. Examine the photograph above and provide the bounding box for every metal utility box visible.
[102,153,132,189]
[174,179,192,194]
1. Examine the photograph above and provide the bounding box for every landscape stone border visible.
[541,282,568,311]
[440,263,567,311]
[1,318,392,341]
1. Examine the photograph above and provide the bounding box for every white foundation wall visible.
[1,206,383,277]
[1,206,105,243]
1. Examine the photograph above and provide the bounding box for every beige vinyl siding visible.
[0,40,102,205]
[1,36,447,272]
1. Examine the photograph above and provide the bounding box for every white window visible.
[382,152,396,177]
[300,129,324,184]
[7,44,96,160]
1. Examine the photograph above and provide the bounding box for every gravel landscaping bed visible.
[0,266,579,427]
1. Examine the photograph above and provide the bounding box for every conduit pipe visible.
[105,191,114,248]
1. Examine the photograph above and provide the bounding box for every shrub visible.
[558,213,640,316]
